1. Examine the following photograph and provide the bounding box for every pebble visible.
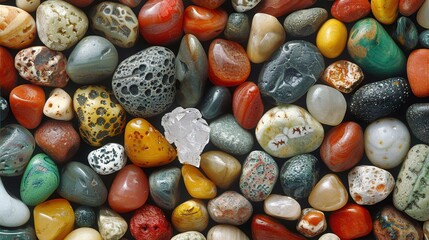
[74,206,96,228]
[138,0,184,45]
[296,208,327,238]
[232,0,261,12]
[0,177,30,227]
[182,164,217,199]
[172,231,206,240]
[87,143,127,175]
[224,13,250,43]
[239,150,278,202]
[320,121,364,172]
[263,194,301,221]
[64,228,102,240]
[364,118,410,169]
[371,0,399,24]
[407,103,429,144]
[316,18,347,59]
[57,161,108,207]
[255,105,324,158]
[112,46,176,118]
[149,167,181,210]
[258,41,324,104]
[36,0,88,51]
[20,153,59,206]
[247,13,285,64]
[251,214,306,240]
[373,205,423,239]
[64,0,94,7]
[0,225,36,240]
[43,88,74,121]
[393,16,418,51]
[16,0,40,12]
[256,0,317,17]
[417,0,429,29]
[350,77,410,122]
[199,86,231,120]
[233,82,263,130]
[329,203,372,239]
[308,174,348,211]
[183,5,227,42]
[172,199,208,232]
[330,0,371,23]
[283,7,328,37]
[200,151,241,189]
[98,207,128,240]
[90,2,139,48]
[9,84,45,129]
[400,0,424,16]
[280,154,319,199]
[34,120,81,164]
[191,0,225,9]
[419,30,429,47]
[207,225,249,240]
[176,34,208,108]
[407,49,429,97]
[318,233,340,240]
[306,84,346,126]
[393,144,429,221]
[207,191,253,225]
[209,114,254,156]
[322,60,364,93]
[15,46,69,87]
[0,97,7,121]
[0,5,36,49]
[0,124,34,177]
[0,47,17,95]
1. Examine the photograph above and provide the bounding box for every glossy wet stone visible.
[393,17,418,51]
[0,97,7,121]
[172,199,208,232]
[316,18,347,59]
[112,46,176,118]
[224,13,250,43]
[207,225,248,240]
[407,49,429,97]
[319,233,340,240]
[400,0,424,16]
[280,154,319,199]
[251,214,305,240]
[419,30,429,47]
[74,206,96,228]
[199,86,231,120]
[43,88,74,121]
[90,2,138,48]
[208,191,253,225]
[407,103,429,144]
[34,198,74,240]
[0,5,36,49]
[200,151,241,189]
[322,60,364,94]
[57,161,108,207]
[296,208,327,238]
[0,47,17,96]
[191,0,225,9]
[331,0,371,23]
[98,207,128,240]
[149,167,181,210]
[263,194,301,221]
[118,0,142,8]
[182,164,217,199]
[308,174,348,211]
[258,41,324,104]
[0,225,36,240]
[0,177,30,227]
[371,0,399,24]
[232,82,264,129]
[256,0,317,17]
[183,5,227,42]
[329,203,372,239]
[64,228,102,240]
[350,77,410,122]
[9,84,45,129]
[283,8,327,37]
[306,84,346,126]
[0,124,34,177]
[88,143,126,175]
[172,231,206,240]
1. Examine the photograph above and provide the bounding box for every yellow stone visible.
[124,118,177,167]
[308,174,348,211]
[172,199,209,232]
[316,18,348,59]
[200,151,241,189]
[371,0,399,25]
[182,164,217,199]
[64,228,102,240]
[34,198,75,240]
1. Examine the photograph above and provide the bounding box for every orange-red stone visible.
[256,0,317,17]
[183,5,227,42]
[9,84,45,129]
[399,0,424,16]
[232,81,264,129]
[251,214,306,240]
[191,0,225,9]
[331,0,371,23]
[0,46,17,96]
[329,203,372,239]
[407,49,429,98]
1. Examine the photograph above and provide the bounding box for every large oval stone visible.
[407,49,429,97]
[329,203,372,239]
[172,199,208,232]
[316,18,347,59]
[371,0,399,25]
[0,177,30,227]
[0,6,36,49]
[374,205,423,239]
[183,5,227,42]
[263,194,301,221]
[308,174,348,211]
[207,191,253,225]
[407,103,429,144]
[149,167,181,210]
[283,7,328,37]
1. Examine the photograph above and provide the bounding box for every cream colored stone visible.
[98,208,127,240]
[16,0,40,12]
[207,225,249,240]
[43,88,74,121]
[417,0,429,29]
[263,194,301,221]
[200,151,241,189]
[308,174,348,211]
[64,228,102,240]
[172,231,206,240]
[319,233,340,240]
[296,208,327,238]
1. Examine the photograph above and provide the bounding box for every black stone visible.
[199,86,231,120]
[407,103,429,144]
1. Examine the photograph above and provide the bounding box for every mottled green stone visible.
[20,153,59,206]
[392,16,418,51]
[149,167,181,210]
[0,225,36,240]
[347,18,406,77]
[75,206,96,227]
[419,30,429,48]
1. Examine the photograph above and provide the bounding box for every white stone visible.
[207,225,249,240]
[98,207,127,240]
[0,177,30,227]
[348,165,395,205]
[88,143,127,175]
[306,84,347,126]
[319,233,340,240]
[263,194,301,220]
[16,0,40,12]
[417,0,429,29]
[64,228,102,240]
[162,107,210,167]
[43,88,74,121]
[364,118,410,169]
[232,0,262,12]
[171,231,206,240]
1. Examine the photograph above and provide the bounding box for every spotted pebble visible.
[88,143,127,175]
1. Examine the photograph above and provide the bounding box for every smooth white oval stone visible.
[43,88,74,121]
[417,0,429,29]
[319,233,340,240]
[263,194,301,220]
[306,84,347,126]
[364,118,410,169]
[207,225,249,240]
[0,177,30,227]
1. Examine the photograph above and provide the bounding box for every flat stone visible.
[306,84,346,126]
[296,208,327,238]
[207,191,253,225]
[283,7,328,37]
[308,174,348,211]
[374,205,423,239]
[263,194,301,221]
[207,225,248,240]
[0,177,30,227]
[88,143,126,175]
[74,206,96,228]
[407,103,429,144]
[199,86,231,120]
[43,88,74,121]
[149,167,181,210]
[98,207,127,240]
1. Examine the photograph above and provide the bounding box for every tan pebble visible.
[64,228,102,240]
[0,5,36,49]
[16,0,40,12]
[308,174,348,211]
[44,88,74,121]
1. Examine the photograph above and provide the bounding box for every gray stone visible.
[224,13,250,43]
[407,103,429,144]
[283,8,328,37]
[0,97,8,122]
[199,86,231,120]
[149,167,181,210]
[419,30,429,48]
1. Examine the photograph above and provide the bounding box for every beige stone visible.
[64,228,102,240]
[207,225,249,240]
[43,88,74,121]
[16,0,40,12]
[263,194,301,221]
[200,151,241,189]
[308,174,348,211]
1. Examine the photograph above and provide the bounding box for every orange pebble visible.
[9,84,45,129]
[407,49,429,97]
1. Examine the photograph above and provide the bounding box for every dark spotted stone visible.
[87,143,127,175]
[406,103,429,144]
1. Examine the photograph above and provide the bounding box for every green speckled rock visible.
[0,225,36,240]
[392,16,418,51]
[20,153,59,206]
[419,30,429,48]
[347,18,406,77]
[75,206,96,227]
[393,144,429,221]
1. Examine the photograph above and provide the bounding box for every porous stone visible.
[283,8,328,37]
[322,60,364,93]
[43,88,74,121]
[88,143,127,175]
[263,194,301,221]
[407,103,429,144]
[207,191,253,225]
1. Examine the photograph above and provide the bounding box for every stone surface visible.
[200,151,241,189]
[0,225,36,240]
[64,228,102,240]
[90,2,138,48]
[149,167,181,210]
[316,18,347,59]
[232,82,264,129]
[183,5,227,42]
[35,120,80,164]
[172,199,208,232]
[16,0,41,11]
[224,13,250,43]
[232,0,261,12]
[112,46,176,118]
[0,5,36,49]
[308,174,348,211]
[64,0,94,7]
[350,77,410,122]
[407,49,429,97]
[0,47,17,96]
[207,191,253,225]
[43,88,74,121]
[0,97,7,122]
[118,0,142,8]
[258,41,324,104]
[424,221,429,239]
[322,60,364,93]
[207,225,248,240]
[283,8,327,37]
[88,143,127,175]
[407,103,429,144]
[0,124,34,177]
[318,233,340,240]
[331,0,371,23]
[417,0,429,29]
[36,0,88,51]
[209,114,254,156]
[182,164,217,199]
[57,161,108,207]
[247,13,285,64]
[256,0,317,17]
[419,30,429,47]
[74,206,96,228]
[172,231,207,240]
[400,0,424,15]
[9,84,45,129]
[296,208,327,238]
[251,214,306,240]
[15,46,69,87]
[329,203,373,239]
[393,16,418,51]
[263,194,301,221]
[199,86,231,120]
[98,207,128,240]
[306,84,346,126]
[371,0,399,24]
[191,0,225,9]
[255,105,324,158]
[0,177,30,227]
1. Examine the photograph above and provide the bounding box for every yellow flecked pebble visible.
[172,199,209,232]
[371,0,399,25]
[64,228,102,240]
[182,164,217,199]
[316,18,348,59]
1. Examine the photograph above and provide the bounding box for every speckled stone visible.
[0,225,36,240]
[172,231,206,240]
[258,41,325,104]
[0,97,8,122]
[224,13,250,43]
[350,77,410,122]
[392,16,418,51]
[98,207,127,240]
[296,208,327,238]
[149,167,181,210]
[209,114,254,156]
[280,154,319,199]
[74,206,96,228]
[239,151,278,202]
[199,86,231,120]
[112,46,176,118]
[419,30,429,48]
[322,60,364,94]
[232,0,261,12]
[283,8,328,37]
[207,191,253,225]
[407,103,429,144]
[88,143,127,175]
[43,88,74,121]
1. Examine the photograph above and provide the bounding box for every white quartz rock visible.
[0,177,30,227]
[263,194,301,220]
[207,225,249,240]
[88,143,127,175]
[43,88,74,121]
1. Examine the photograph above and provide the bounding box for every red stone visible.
[9,84,45,129]
[256,0,317,17]
[191,0,226,9]
[64,0,94,7]
[320,121,364,172]
[208,39,251,87]
[407,49,429,98]
[331,0,371,23]
[399,0,424,16]
[183,5,228,42]
[138,0,184,45]
[251,214,306,240]
[130,204,173,240]
[119,0,143,8]
[0,46,17,97]
[329,203,373,240]
[108,164,149,213]
[232,81,264,129]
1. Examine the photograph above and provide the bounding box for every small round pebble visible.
[319,233,340,240]
[419,30,429,48]
[75,206,96,228]
[43,88,74,121]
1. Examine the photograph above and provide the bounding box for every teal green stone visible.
[20,153,59,206]
[392,16,418,51]
[149,167,181,210]
[0,225,36,240]
[419,30,429,48]
[200,86,231,120]
[75,206,96,227]
[347,18,406,78]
